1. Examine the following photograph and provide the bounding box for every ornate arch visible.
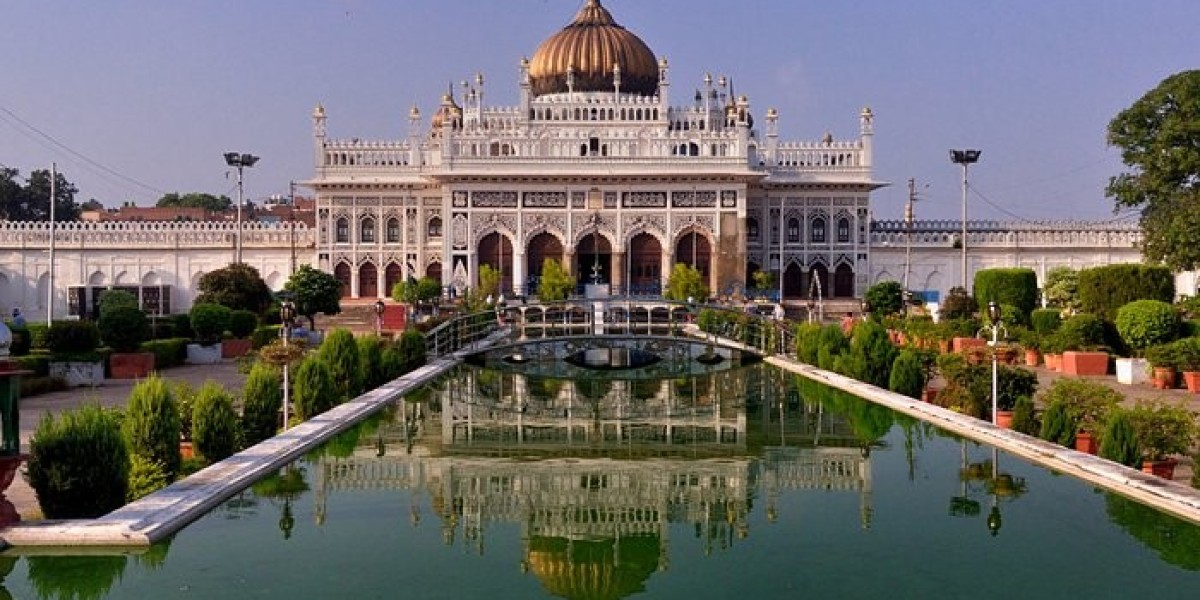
[623,215,668,248]
[470,213,517,247]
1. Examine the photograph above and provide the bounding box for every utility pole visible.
[289,180,297,277]
[904,178,915,297]
[47,163,56,326]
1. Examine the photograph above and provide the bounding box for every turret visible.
[765,107,779,167]
[860,106,874,169]
[408,105,422,166]
[519,57,532,120]
[312,103,327,169]
[657,57,670,115]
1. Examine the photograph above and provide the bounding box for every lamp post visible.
[860,298,869,322]
[224,152,260,264]
[280,300,296,430]
[982,301,1007,425]
[374,300,386,336]
[806,297,816,325]
[949,149,981,290]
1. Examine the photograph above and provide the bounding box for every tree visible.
[1106,70,1200,270]
[156,192,232,212]
[80,198,105,212]
[1043,267,1079,312]
[195,263,274,315]
[864,281,903,318]
[536,258,575,302]
[664,263,708,302]
[284,265,342,329]
[0,167,81,221]
[392,276,442,307]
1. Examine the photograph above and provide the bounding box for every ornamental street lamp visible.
[374,300,386,336]
[980,301,1008,426]
[224,152,260,264]
[949,149,981,290]
[280,300,296,430]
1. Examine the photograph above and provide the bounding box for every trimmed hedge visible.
[27,404,129,519]
[1058,313,1108,351]
[140,338,190,369]
[293,357,338,420]
[250,325,282,350]
[99,305,151,353]
[1030,308,1063,334]
[241,362,281,446]
[973,268,1038,325]
[123,375,182,478]
[191,382,239,463]
[46,320,101,355]
[1078,264,1174,321]
[228,310,259,339]
[15,354,50,377]
[317,329,362,402]
[190,303,231,344]
[1115,299,1180,353]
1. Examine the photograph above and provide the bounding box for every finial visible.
[475,72,484,87]
[409,105,421,121]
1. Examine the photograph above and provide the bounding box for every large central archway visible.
[576,232,612,285]
[527,231,565,292]
[629,233,662,295]
[478,232,514,294]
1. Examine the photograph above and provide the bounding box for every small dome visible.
[431,91,461,133]
[528,0,658,97]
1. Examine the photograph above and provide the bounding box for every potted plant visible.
[1144,343,1178,390]
[1039,379,1123,454]
[1127,399,1197,478]
[100,304,153,379]
[186,303,231,365]
[1172,338,1200,393]
[1058,314,1109,376]
[1041,331,1065,372]
[46,320,105,387]
[221,309,259,359]
[1016,328,1040,367]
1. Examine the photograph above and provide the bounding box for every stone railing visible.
[869,219,1142,248]
[0,220,315,249]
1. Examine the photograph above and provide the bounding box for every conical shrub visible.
[293,357,338,420]
[192,381,239,463]
[27,405,129,518]
[317,328,362,401]
[241,362,282,446]
[123,375,181,478]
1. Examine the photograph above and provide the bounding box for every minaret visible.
[657,57,670,115]
[765,107,779,167]
[859,106,875,169]
[519,57,532,122]
[408,105,422,166]
[612,62,621,101]
[312,103,327,170]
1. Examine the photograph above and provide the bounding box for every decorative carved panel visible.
[522,191,567,208]
[671,190,717,208]
[721,190,738,208]
[451,213,469,249]
[622,191,667,209]
[471,191,518,208]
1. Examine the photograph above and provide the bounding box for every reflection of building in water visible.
[310,368,876,599]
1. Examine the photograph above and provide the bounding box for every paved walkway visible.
[9,362,248,520]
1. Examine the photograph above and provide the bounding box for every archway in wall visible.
[527,232,564,291]
[783,263,805,299]
[385,263,404,296]
[833,263,855,298]
[576,233,612,285]
[674,231,711,280]
[478,232,514,294]
[426,262,442,283]
[334,263,352,298]
[359,262,378,298]
[629,233,662,294]
[810,263,829,299]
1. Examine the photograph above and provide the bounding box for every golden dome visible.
[431,90,462,133]
[528,0,658,97]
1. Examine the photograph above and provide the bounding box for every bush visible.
[1039,399,1078,447]
[171,313,194,340]
[1011,396,1039,436]
[396,330,427,374]
[973,268,1038,325]
[191,382,239,463]
[816,325,848,371]
[27,405,129,518]
[98,289,139,316]
[1078,264,1174,321]
[127,454,170,502]
[1057,313,1108,351]
[15,354,50,377]
[865,281,903,318]
[122,375,181,478]
[250,325,282,350]
[1115,299,1180,353]
[189,303,232,345]
[317,329,362,401]
[1128,400,1197,461]
[20,376,67,397]
[1099,408,1142,468]
[140,337,189,369]
[45,320,101,355]
[228,310,259,339]
[381,346,405,382]
[1030,309,1063,334]
[1038,378,1123,434]
[99,305,151,353]
[293,357,338,420]
[241,362,282,446]
[794,323,822,365]
[358,335,385,389]
[888,350,926,399]
[8,324,30,356]
[839,321,897,388]
[194,262,274,315]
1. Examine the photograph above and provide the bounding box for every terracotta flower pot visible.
[1045,353,1061,371]
[921,387,938,403]
[1062,351,1109,376]
[994,410,1014,429]
[1152,367,1177,390]
[109,352,155,379]
[1024,349,1040,367]
[1142,458,1178,479]
[1183,371,1200,393]
[1074,431,1099,455]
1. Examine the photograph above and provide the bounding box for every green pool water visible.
[5,363,1200,599]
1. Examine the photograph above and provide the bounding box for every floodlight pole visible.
[950,149,981,290]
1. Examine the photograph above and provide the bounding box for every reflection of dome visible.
[526,535,662,600]
[528,0,658,97]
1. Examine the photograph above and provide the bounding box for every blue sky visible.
[1,0,1194,221]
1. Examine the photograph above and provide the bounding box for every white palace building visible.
[0,1,1168,321]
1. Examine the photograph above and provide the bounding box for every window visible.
[428,216,442,238]
[787,218,800,243]
[335,218,349,243]
[386,218,400,243]
[838,217,851,243]
[747,218,759,240]
[360,217,376,243]
[811,217,826,243]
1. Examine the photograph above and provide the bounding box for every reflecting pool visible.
[5,363,1200,599]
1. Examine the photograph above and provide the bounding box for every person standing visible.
[840,311,855,335]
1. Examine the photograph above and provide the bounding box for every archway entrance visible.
[576,233,612,285]
[334,263,352,298]
[527,232,564,292]
[629,233,662,295]
[478,232,514,294]
[385,263,404,297]
[426,262,442,283]
[783,263,805,299]
[834,263,855,298]
[359,262,378,298]
[674,231,711,279]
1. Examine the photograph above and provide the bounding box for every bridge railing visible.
[424,310,505,357]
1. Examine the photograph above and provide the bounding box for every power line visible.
[0,103,167,196]
[968,183,1141,225]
